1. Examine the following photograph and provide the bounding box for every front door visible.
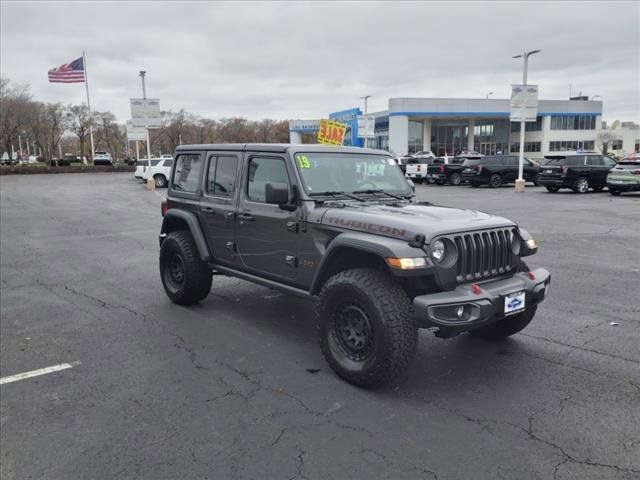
[235,154,299,281]
[199,152,242,266]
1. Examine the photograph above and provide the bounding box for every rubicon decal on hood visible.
[325,216,408,238]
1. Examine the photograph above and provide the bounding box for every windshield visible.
[294,153,412,196]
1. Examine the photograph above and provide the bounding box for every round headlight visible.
[431,239,445,262]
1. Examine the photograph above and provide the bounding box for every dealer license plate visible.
[504,291,525,315]
[545,169,553,173]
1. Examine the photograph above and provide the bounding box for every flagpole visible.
[83,51,95,163]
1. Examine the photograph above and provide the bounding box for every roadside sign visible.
[130,98,161,128]
[357,116,375,138]
[126,120,147,141]
[318,119,347,145]
[510,84,539,122]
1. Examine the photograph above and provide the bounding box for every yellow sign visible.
[317,119,347,146]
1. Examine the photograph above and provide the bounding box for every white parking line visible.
[0,361,81,385]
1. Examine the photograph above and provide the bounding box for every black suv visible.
[159,144,550,388]
[462,155,539,188]
[536,154,617,193]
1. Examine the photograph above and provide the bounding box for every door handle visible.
[201,206,215,214]
[238,213,255,221]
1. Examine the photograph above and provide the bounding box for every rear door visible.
[199,152,242,266]
[502,156,518,181]
[235,154,299,281]
[170,152,205,217]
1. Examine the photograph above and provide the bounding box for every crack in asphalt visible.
[519,332,640,364]
[287,448,308,480]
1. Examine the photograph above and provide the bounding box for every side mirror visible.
[265,182,289,206]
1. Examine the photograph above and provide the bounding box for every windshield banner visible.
[318,119,347,146]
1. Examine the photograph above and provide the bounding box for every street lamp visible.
[512,49,541,192]
[486,91,494,99]
[360,95,372,148]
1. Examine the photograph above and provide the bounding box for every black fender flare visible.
[160,209,212,262]
[309,232,429,295]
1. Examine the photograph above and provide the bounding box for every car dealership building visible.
[289,97,604,159]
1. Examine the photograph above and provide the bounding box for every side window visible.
[247,157,289,203]
[163,159,173,168]
[207,155,238,197]
[603,157,617,168]
[173,154,203,193]
[587,155,603,166]
[504,157,518,166]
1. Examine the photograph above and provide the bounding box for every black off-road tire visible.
[546,186,560,193]
[317,269,418,388]
[154,174,168,188]
[489,173,502,188]
[591,185,604,192]
[610,189,621,196]
[448,172,462,186]
[160,231,212,305]
[470,259,536,340]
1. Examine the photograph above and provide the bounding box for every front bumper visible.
[413,268,550,335]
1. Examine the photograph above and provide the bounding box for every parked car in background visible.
[93,151,113,166]
[427,156,467,185]
[536,153,616,193]
[607,158,640,195]
[141,158,163,183]
[134,159,148,180]
[145,157,174,188]
[462,155,539,187]
[405,156,437,183]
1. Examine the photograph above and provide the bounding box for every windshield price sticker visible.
[297,155,311,169]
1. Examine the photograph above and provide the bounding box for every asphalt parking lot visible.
[1,172,639,480]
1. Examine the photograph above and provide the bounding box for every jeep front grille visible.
[453,228,515,283]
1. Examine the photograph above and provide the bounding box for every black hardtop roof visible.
[174,143,389,156]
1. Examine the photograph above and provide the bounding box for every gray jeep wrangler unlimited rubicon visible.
[159,144,550,388]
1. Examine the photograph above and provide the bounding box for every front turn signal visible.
[386,257,427,270]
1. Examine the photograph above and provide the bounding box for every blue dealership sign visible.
[329,107,363,147]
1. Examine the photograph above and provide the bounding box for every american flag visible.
[48,57,85,83]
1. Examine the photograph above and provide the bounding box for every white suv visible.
[144,157,173,188]
[93,151,113,166]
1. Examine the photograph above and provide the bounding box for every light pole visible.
[486,91,494,99]
[139,71,151,159]
[360,95,371,148]
[513,49,540,192]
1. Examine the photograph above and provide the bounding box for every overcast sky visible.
[2,1,639,123]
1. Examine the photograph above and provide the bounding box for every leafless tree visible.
[597,130,620,155]
[26,102,65,162]
[0,78,32,157]
[66,104,92,160]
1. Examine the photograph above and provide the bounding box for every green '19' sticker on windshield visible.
[297,155,311,169]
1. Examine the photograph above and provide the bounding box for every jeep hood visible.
[318,202,515,242]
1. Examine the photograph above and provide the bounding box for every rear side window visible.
[163,159,173,168]
[173,154,203,193]
[207,155,238,197]
[586,155,603,166]
[247,157,289,203]
[504,157,518,166]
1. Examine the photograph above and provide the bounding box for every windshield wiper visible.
[352,189,411,200]
[308,191,365,202]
